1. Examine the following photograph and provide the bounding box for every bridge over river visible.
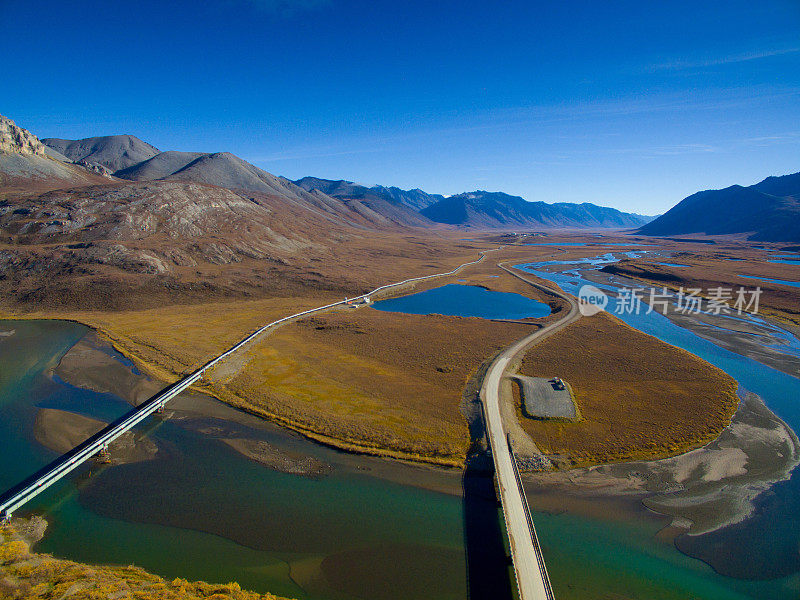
[1,248,562,600]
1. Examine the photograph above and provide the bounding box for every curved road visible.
[3,243,582,600]
[479,262,581,600]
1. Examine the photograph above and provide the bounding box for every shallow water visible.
[522,242,588,246]
[597,243,654,247]
[521,242,652,247]
[515,253,800,592]
[372,283,551,319]
[3,259,800,600]
[0,319,475,600]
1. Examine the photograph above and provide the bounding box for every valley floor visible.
[4,231,800,599]
[0,232,766,468]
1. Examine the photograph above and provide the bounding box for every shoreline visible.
[4,243,761,473]
[523,391,800,535]
[45,324,468,496]
[220,438,333,477]
[9,287,789,474]
[33,407,158,465]
[40,315,469,469]
[509,256,800,535]
[4,258,799,592]
[581,268,800,379]
[48,302,800,538]
[47,310,739,472]
[1,517,293,600]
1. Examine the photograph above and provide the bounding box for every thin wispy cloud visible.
[571,132,800,160]
[647,46,800,71]
[596,143,719,158]
[376,86,800,141]
[737,132,800,146]
[248,89,800,169]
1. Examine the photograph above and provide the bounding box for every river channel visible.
[2,245,799,599]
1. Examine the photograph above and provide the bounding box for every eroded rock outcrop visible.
[0,115,47,156]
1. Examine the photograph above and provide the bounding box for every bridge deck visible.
[482,354,555,600]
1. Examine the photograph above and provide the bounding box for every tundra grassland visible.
[205,260,563,465]
[0,235,745,467]
[516,311,739,467]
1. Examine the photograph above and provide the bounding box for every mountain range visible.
[420,191,651,229]
[2,117,655,231]
[4,113,798,245]
[1,113,798,313]
[637,172,800,241]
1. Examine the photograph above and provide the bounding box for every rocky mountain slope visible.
[0,116,461,311]
[750,172,800,198]
[0,115,47,156]
[0,116,111,196]
[294,177,439,227]
[0,113,664,312]
[32,121,658,232]
[97,152,435,228]
[145,151,306,197]
[113,150,207,180]
[42,135,160,172]
[420,190,653,228]
[637,171,800,241]
[0,178,376,309]
[294,177,444,210]
[12,119,436,231]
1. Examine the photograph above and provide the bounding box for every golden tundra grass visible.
[0,525,292,600]
[0,296,337,383]
[202,265,560,464]
[211,308,536,464]
[0,241,740,467]
[517,312,739,466]
[0,257,555,466]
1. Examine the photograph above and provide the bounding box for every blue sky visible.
[2,0,798,214]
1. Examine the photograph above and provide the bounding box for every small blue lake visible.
[372,284,551,319]
[598,243,654,247]
[739,275,800,288]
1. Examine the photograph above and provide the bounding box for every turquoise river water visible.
[2,252,800,599]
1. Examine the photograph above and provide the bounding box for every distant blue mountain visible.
[638,171,800,241]
[420,191,653,228]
